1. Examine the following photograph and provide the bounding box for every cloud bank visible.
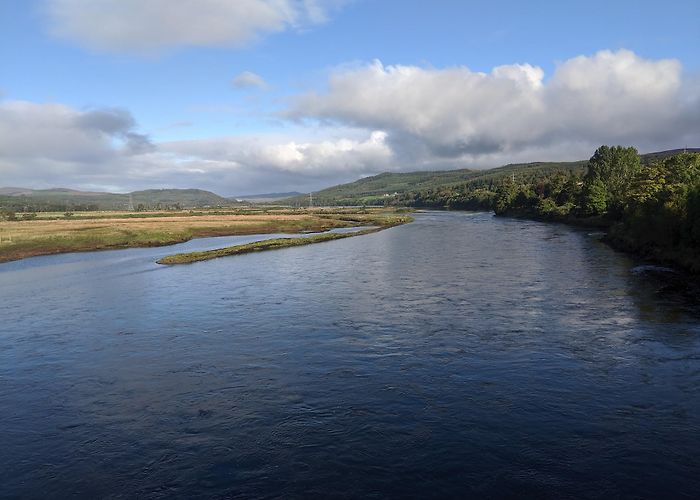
[45,0,345,53]
[290,50,700,164]
[0,100,157,191]
[0,98,390,194]
[1,50,698,194]
[0,101,152,163]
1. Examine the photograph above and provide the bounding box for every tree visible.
[627,161,666,210]
[685,184,700,246]
[581,176,607,215]
[494,182,517,215]
[585,145,640,215]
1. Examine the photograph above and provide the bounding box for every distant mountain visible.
[231,191,303,202]
[0,187,234,211]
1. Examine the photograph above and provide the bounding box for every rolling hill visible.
[282,161,588,206]
[281,149,696,206]
[0,188,234,211]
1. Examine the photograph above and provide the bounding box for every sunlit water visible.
[1,212,699,498]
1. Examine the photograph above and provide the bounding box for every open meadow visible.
[0,207,410,263]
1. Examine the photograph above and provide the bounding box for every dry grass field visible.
[0,208,409,263]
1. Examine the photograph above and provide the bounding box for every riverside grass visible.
[0,208,411,263]
[157,215,412,265]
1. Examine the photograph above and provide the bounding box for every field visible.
[0,208,411,263]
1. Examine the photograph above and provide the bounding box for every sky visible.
[1,0,699,196]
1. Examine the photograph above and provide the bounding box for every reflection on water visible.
[1,212,699,498]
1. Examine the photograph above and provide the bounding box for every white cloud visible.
[0,98,392,194]
[0,100,153,163]
[290,50,700,162]
[161,129,393,177]
[45,0,345,53]
[232,71,268,90]
[2,50,699,195]
[0,100,161,189]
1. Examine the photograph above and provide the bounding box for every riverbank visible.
[157,215,412,264]
[496,208,700,274]
[605,227,700,274]
[0,208,410,263]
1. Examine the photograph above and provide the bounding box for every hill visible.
[282,161,587,206]
[0,188,233,211]
[638,148,700,163]
[130,189,231,208]
[281,149,694,207]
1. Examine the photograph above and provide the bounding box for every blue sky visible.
[1,0,699,194]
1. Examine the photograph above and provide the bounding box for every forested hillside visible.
[282,161,587,207]
[283,150,694,208]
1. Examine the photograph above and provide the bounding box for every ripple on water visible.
[1,212,699,498]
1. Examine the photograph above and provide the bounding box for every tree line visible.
[494,146,700,269]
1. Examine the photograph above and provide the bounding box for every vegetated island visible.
[0,208,410,263]
[157,214,410,264]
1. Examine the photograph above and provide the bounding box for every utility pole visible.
[309,192,313,209]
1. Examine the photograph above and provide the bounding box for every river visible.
[1,211,699,498]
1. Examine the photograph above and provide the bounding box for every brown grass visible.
[0,209,410,263]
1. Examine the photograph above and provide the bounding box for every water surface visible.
[1,212,699,498]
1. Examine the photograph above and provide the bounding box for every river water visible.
[1,211,699,498]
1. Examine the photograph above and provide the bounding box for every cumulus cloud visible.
[3,49,699,195]
[45,0,346,53]
[290,50,700,163]
[0,100,158,188]
[232,71,268,90]
[162,130,392,176]
[0,97,392,193]
[0,101,153,163]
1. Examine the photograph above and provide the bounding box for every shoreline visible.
[494,209,700,275]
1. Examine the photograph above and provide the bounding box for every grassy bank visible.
[0,209,411,263]
[157,215,412,265]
